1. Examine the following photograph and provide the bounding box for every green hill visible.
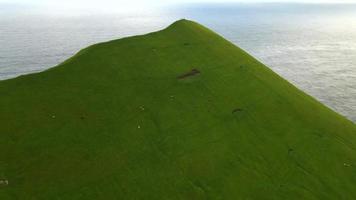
[0,19,355,199]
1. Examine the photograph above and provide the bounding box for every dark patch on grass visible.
[232,108,243,114]
[177,69,200,79]
[288,148,294,154]
[183,42,190,46]
[314,132,324,138]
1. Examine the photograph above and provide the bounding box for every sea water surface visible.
[0,3,355,122]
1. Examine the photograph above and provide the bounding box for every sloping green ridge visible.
[0,19,355,199]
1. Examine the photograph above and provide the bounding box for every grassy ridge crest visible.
[0,19,355,200]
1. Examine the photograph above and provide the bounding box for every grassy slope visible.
[0,19,355,199]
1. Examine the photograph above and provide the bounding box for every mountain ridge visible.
[0,19,355,199]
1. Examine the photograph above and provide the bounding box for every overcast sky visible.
[1,0,356,13]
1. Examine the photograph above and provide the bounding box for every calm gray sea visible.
[0,3,355,122]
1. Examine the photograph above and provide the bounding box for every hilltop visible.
[0,19,355,199]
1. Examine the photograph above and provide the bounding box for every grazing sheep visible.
[344,163,351,167]
[0,179,8,186]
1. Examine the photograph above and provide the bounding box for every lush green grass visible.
[0,19,355,199]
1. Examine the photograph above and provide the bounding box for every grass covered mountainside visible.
[1,19,356,199]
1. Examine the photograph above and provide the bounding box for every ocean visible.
[0,3,355,122]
